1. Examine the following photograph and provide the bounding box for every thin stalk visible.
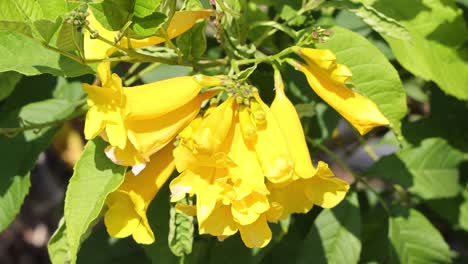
[124,62,161,86]
[353,130,379,161]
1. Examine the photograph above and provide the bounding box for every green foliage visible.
[0,71,22,101]
[0,75,64,232]
[389,208,452,263]
[168,202,194,257]
[297,192,361,264]
[325,0,411,40]
[317,26,407,137]
[373,0,468,100]
[48,218,71,264]
[177,21,208,59]
[63,138,126,264]
[367,138,464,199]
[0,1,467,263]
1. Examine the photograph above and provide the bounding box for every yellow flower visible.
[84,10,214,60]
[292,47,389,135]
[104,143,175,244]
[83,62,127,149]
[106,91,217,167]
[267,70,349,220]
[252,93,295,185]
[170,101,273,248]
[83,62,221,166]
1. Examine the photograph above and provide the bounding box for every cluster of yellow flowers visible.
[82,10,389,248]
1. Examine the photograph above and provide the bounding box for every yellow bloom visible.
[170,103,272,248]
[252,93,295,185]
[83,62,221,166]
[83,62,127,149]
[292,47,389,135]
[84,10,214,60]
[104,143,175,244]
[267,70,349,220]
[124,75,221,120]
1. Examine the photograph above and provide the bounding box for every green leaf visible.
[235,64,257,81]
[19,98,77,124]
[317,26,407,137]
[325,0,410,40]
[56,23,84,54]
[131,11,167,38]
[0,71,22,101]
[0,75,59,232]
[403,87,468,153]
[48,218,71,264]
[373,0,468,100]
[134,0,162,18]
[168,202,194,257]
[64,138,126,264]
[460,189,468,231]
[0,31,92,77]
[0,128,57,232]
[89,0,134,31]
[366,138,464,199]
[34,17,63,43]
[77,225,151,264]
[389,208,452,263]
[176,21,207,59]
[297,192,361,264]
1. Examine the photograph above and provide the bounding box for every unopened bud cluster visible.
[225,83,258,106]
[65,10,90,31]
[310,26,332,43]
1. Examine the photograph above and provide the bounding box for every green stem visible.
[307,137,390,214]
[236,46,297,66]
[0,99,87,137]
[124,62,161,86]
[353,130,379,161]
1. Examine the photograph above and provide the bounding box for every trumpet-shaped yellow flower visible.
[84,10,214,60]
[83,62,127,149]
[252,93,295,185]
[170,106,273,248]
[293,47,389,135]
[83,62,221,166]
[124,75,221,120]
[104,143,175,244]
[268,70,350,220]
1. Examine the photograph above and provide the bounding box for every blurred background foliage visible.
[0,0,468,263]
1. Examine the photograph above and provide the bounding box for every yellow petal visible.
[253,94,294,185]
[120,10,214,49]
[104,192,141,238]
[105,143,146,167]
[271,71,316,179]
[294,61,389,135]
[83,12,117,60]
[124,76,218,120]
[238,105,257,142]
[106,122,127,149]
[268,181,314,219]
[166,10,214,39]
[198,204,238,237]
[126,92,214,159]
[84,10,213,60]
[304,161,350,208]
[83,107,105,140]
[238,215,272,248]
[192,97,235,154]
[175,203,197,216]
[104,144,175,244]
[330,64,352,83]
[298,47,336,70]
